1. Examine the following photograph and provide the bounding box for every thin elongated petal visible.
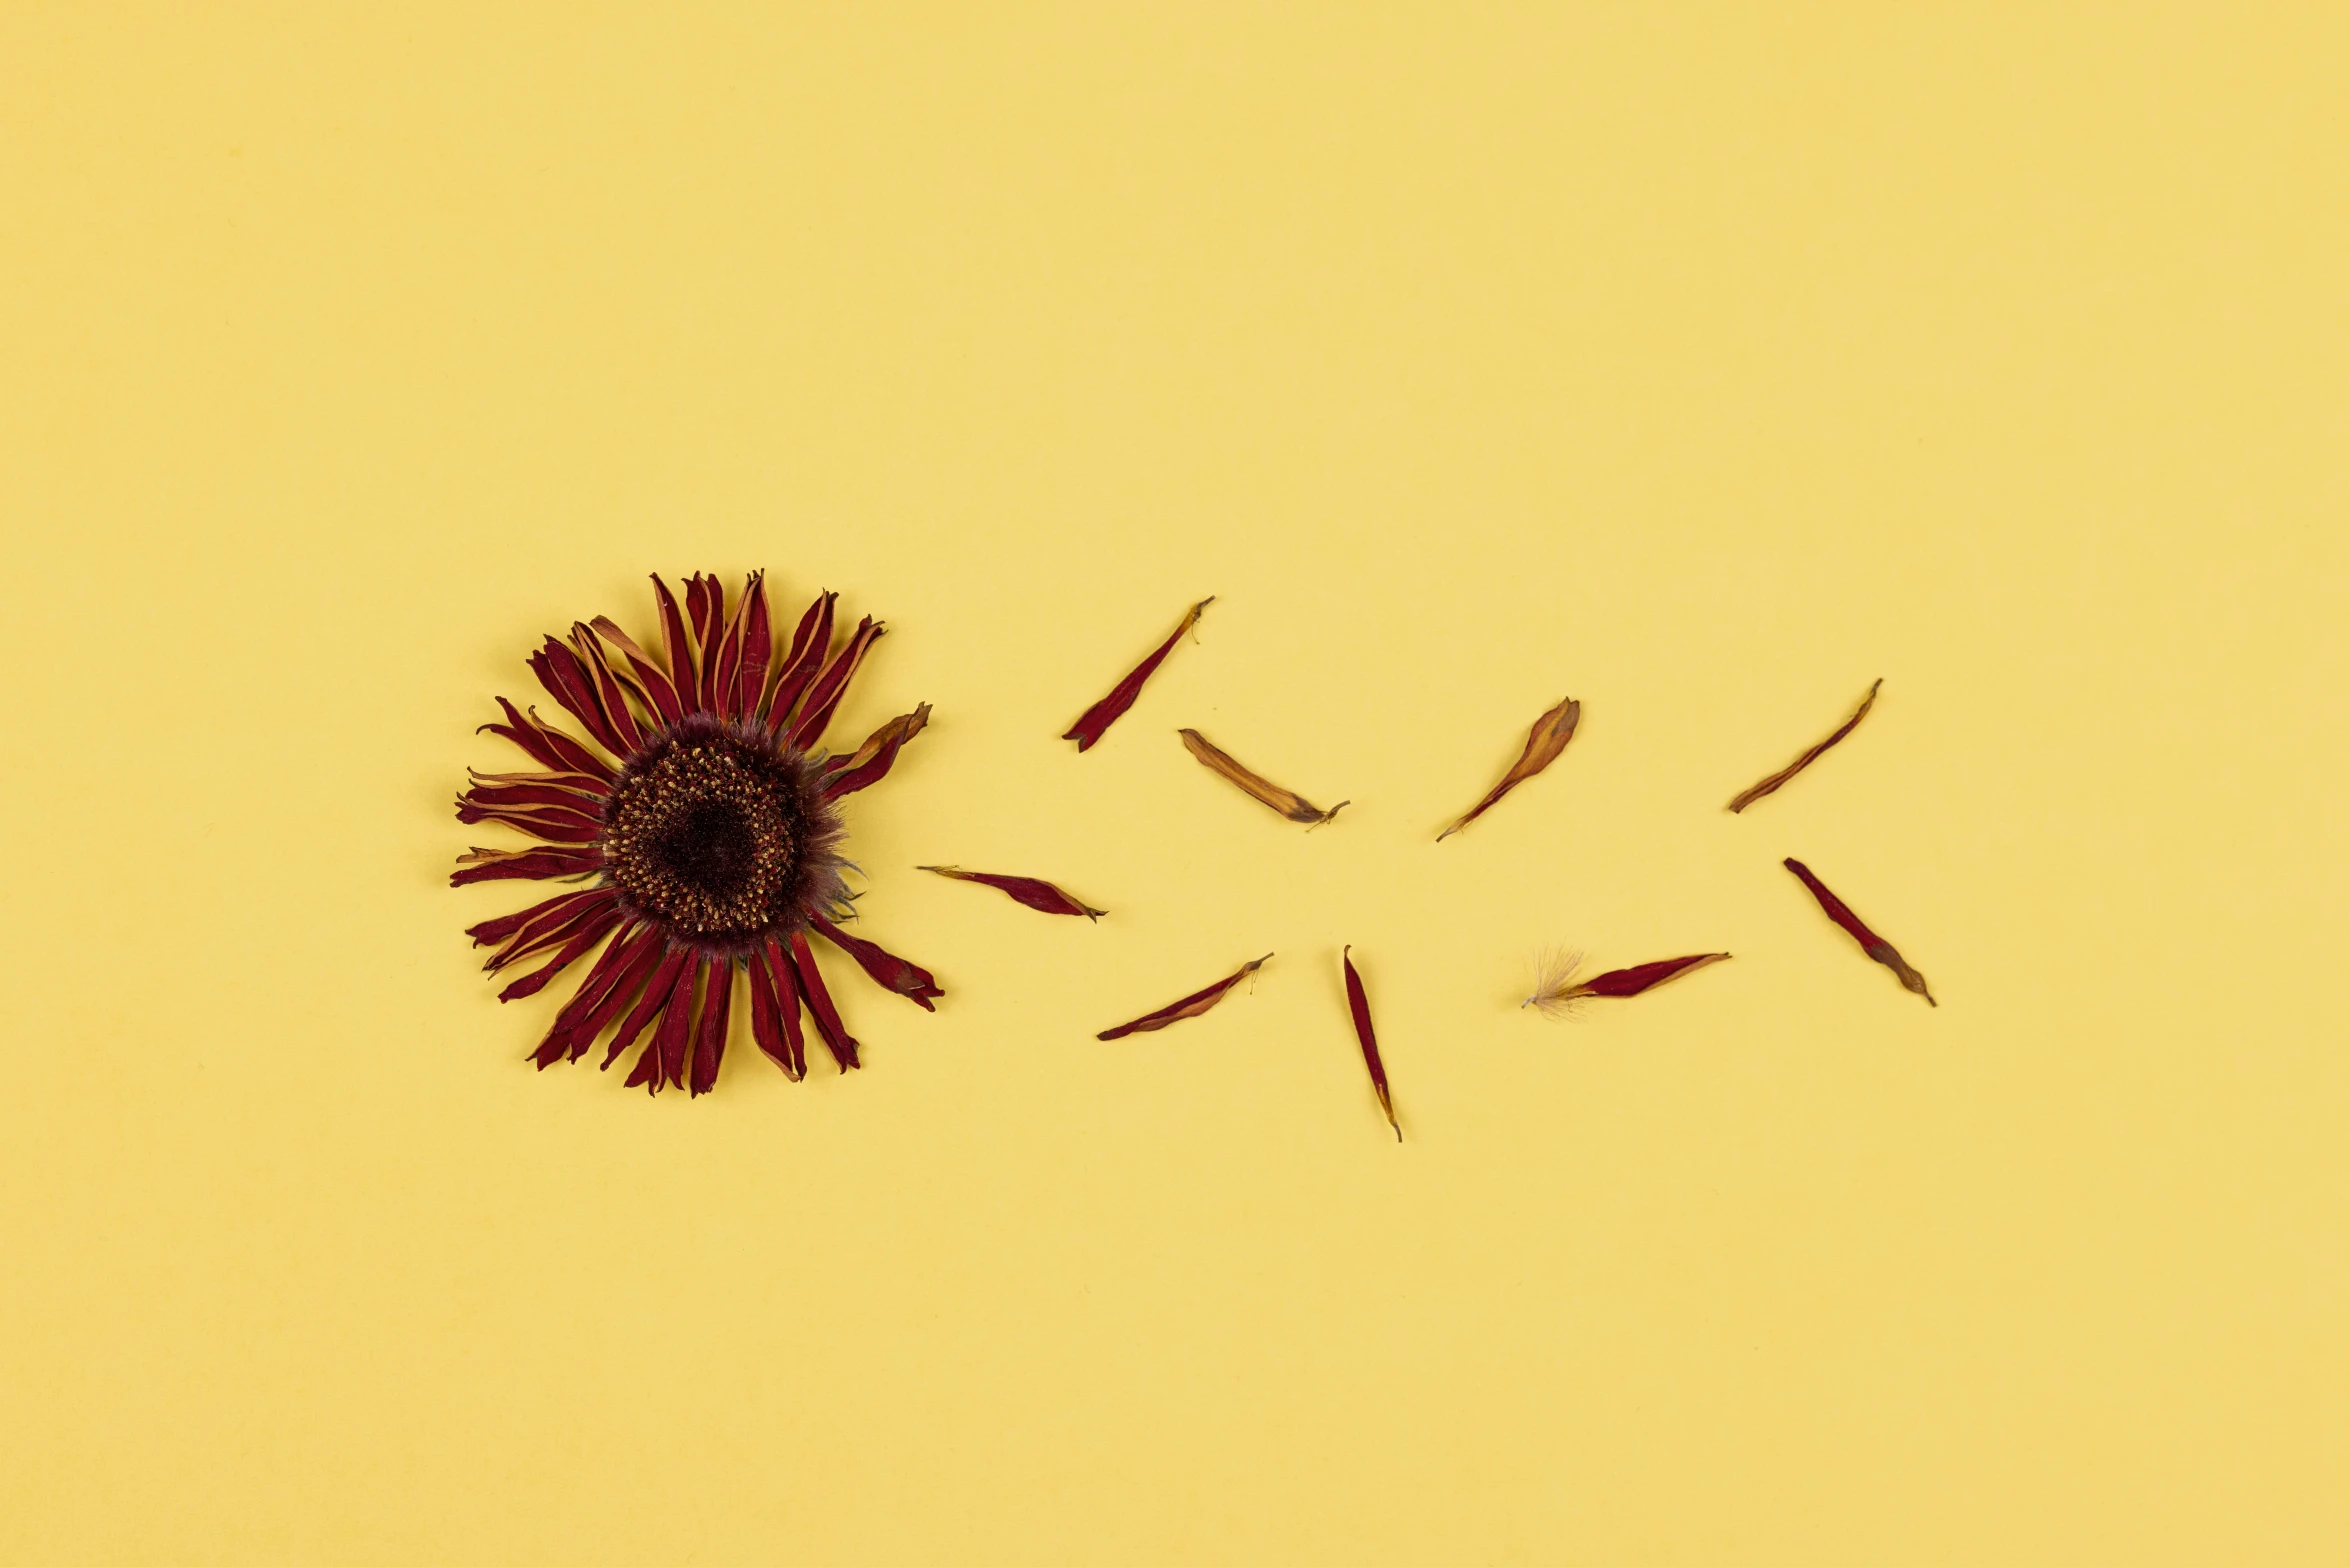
[1573,952,1731,998]
[603,946,691,1068]
[651,575,700,719]
[745,948,802,1080]
[736,572,772,719]
[626,956,701,1092]
[451,845,601,885]
[820,705,932,799]
[689,960,734,1095]
[706,578,754,721]
[1179,729,1347,826]
[588,616,685,726]
[497,908,623,1001]
[1341,947,1400,1141]
[454,799,601,843]
[1063,597,1213,751]
[811,915,943,1010]
[764,592,836,727]
[916,864,1104,920]
[462,780,608,813]
[1437,697,1580,841]
[570,626,649,753]
[1784,858,1936,1006]
[465,767,609,799]
[468,887,609,952]
[532,925,663,1066]
[479,888,619,972]
[530,638,632,759]
[685,574,724,693]
[1728,680,1882,813]
[1097,953,1273,1041]
[760,938,810,1078]
[787,616,884,749]
[789,931,862,1070]
[480,697,616,781]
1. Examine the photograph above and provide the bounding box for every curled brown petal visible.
[1437,697,1580,841]
[1097,953,1273,1041]
[1727,679,1882,813]
[918,865,1105,920]
[1784,858,1936,1006]
[1063,597,1213,751]
[1341,947,1400,1141]
[1178,729,1347,827]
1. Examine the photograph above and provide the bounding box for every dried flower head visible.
[454,572,940,1095]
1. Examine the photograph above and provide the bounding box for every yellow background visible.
[5,4,2346,1562]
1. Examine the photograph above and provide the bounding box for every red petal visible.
[916,865,1105,920]
[762,938,810,1078]
[706,581,751,722]
[625,956,699,1093]
[531,924,662,1067]
[811,915,943,1010]
[588,617,685,726]
[480,888,619,973]
[1341,946,1400,1140]
[787,617,883,750]
[736,573,772,721]
[530,639,630,759]
[788,930,861,1071]
[450,845,601,885]
[467,887,607,950]
[602,945,690,1069]
[1062,597,1213,751]
[745,947,801,1081]
[499,907,622,1001]
[688,959,735,1095]
[570,626,648,753]
[480,697,614,781]
[819,705,932,800]
[1575,953,1730,998]
[764,592,836,730]
[651,575,701,719]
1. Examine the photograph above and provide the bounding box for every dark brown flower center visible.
[604,729,809,940]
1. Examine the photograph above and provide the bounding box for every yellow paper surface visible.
[4,5,2346,1562]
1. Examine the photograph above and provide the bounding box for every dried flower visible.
[1727,679,1882,812]
[1097,953,1273,1041]
[1522,949,1731,1017]
[1063,597,1214,751]
[1438,697,1580,841]
[455,572,940,1095]
[1178,729,1348,826]
[918,865,1106,920]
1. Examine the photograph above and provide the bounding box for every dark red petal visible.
[820,705,932,800]
[1575,953,1731,997]
[454,800,602,843]
[762,938,810,1078]
[1096,953,1273,1041]
[626,956,699,1092]
[688,960,735,1096]
[707,583,751,722]
[811,915,943,1010]
[765,592,836,729]
[787,617,883,750]
[570,626,648,753]
[531,924,660,1067]
[603,946,690,1069]
[481,696,616,780]
[916,864,1105,920]
[467,887,607,950]
[588,617,685,726]
[499,908,622,1002]
[450,845,601,885]
[462,780,608,813]
[651,575,701,719]
[481,888,620,972]
[530,640,630,759]
[1062,596,1213,752]
[518,706,617,781]
[745,948,801,1081]
[789,930,861,1071]
[736,573,772,721]
[1341,946,1400,1141]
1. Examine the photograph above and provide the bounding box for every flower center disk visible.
[605,729,804,940]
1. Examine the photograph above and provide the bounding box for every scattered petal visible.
[1178,729,1348,827]
[1341,946,1400,1141]
[1437,697,1579,841]
[1727,679,1882,813]
[1062,597,1214,751]
[1097,953,1274,1041]
[917,864,1105,920]
[1784,857,1936,1006]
